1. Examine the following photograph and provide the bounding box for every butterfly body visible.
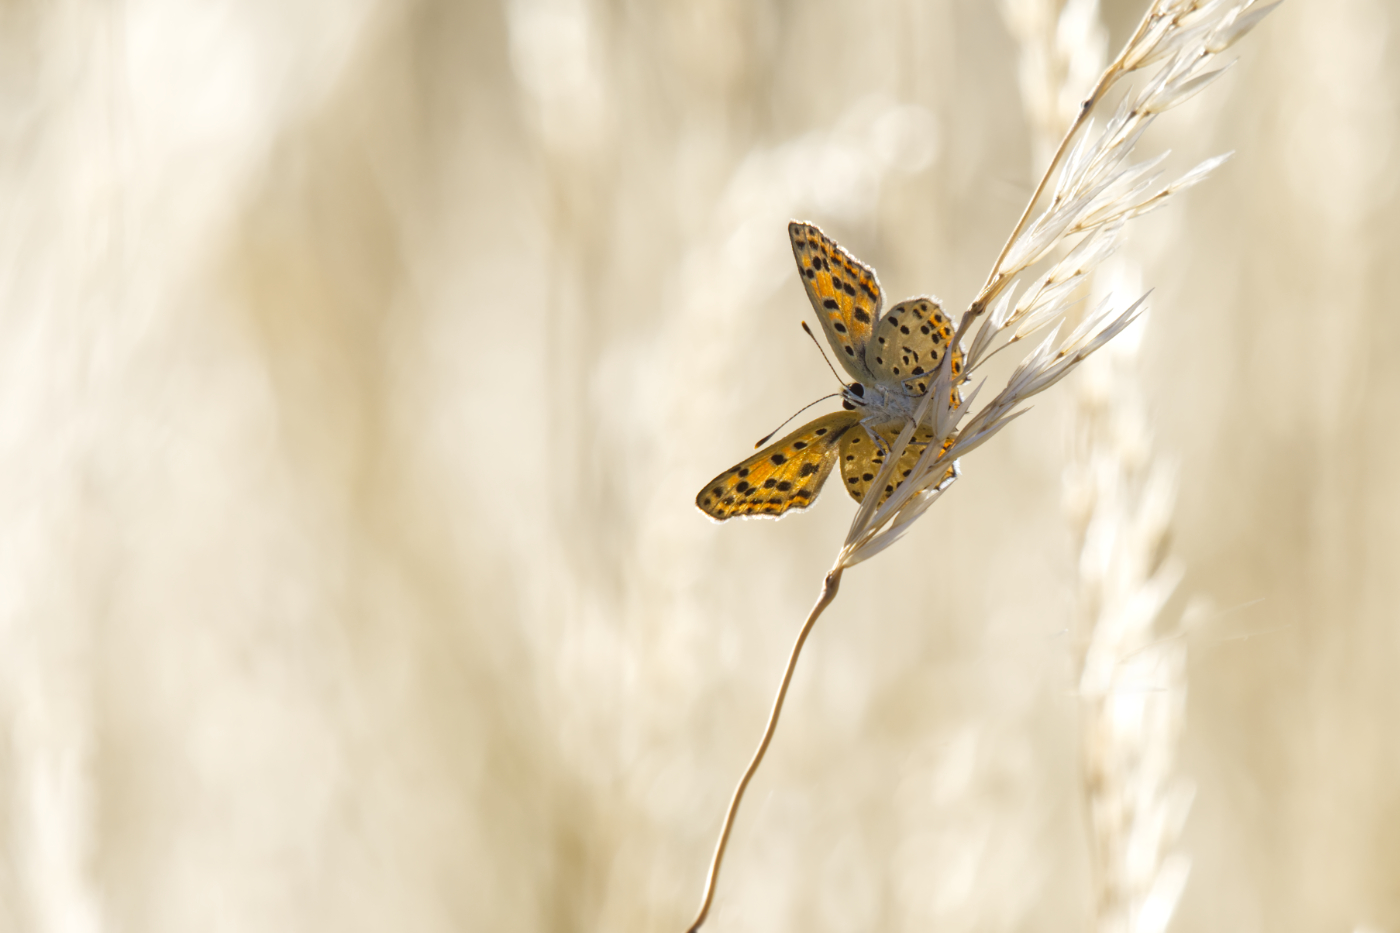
[842,379,924,426]
[696,222,961,522]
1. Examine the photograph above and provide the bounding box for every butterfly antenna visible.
[754,393,842,448]
[800,322,840,386]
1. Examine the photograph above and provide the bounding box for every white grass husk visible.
[1001,3,1207,931]
[1069,334,1193,933]
[834,0,1278,571]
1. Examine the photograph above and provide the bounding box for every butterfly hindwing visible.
[867,297,964,402]
[789,221,881,382]
[696,410,862,521]
[838,421,957,509]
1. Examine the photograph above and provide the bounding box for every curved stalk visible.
[684,567,845,933]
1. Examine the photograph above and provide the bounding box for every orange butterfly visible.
[696,222,962,521]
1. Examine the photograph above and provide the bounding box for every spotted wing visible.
[867,297,964,403]
[696,410,862,521]
[838,421,956,509]
[789,221,882,382]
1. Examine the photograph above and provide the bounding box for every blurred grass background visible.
[0,1,1397,931]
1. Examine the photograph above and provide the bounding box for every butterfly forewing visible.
[867,297,965,403]
[696,411,862,521]
[788,221,882,382]
[838,422,957,509]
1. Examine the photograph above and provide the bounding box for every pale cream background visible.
[0,1,1396,932]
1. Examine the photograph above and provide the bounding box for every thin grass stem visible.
[684,567,844,933]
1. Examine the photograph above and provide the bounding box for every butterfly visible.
[696,221,963,521]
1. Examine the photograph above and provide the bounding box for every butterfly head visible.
[841,382,865,411]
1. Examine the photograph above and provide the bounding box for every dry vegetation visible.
[0,1,1397,933]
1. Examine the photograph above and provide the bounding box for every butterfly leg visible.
[858,415,915,460]
[858,417,893,458]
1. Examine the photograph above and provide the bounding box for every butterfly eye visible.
[847,382,865,397]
